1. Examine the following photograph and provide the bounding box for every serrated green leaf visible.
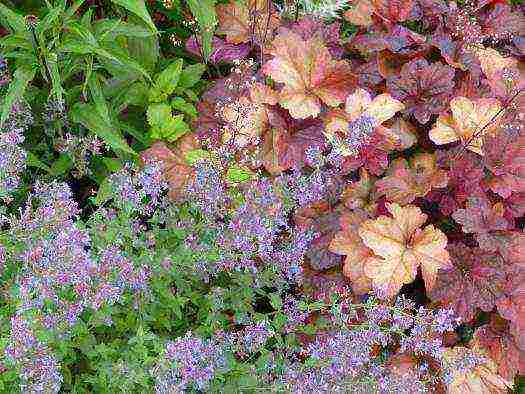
[171,97,197,118]
[179,63,206,88]
[109,0,157,33]
[184,149,211,165]
[149,59,183,103]
[226,166,254,184]
[0,66,35,128]
[147,103,189,142]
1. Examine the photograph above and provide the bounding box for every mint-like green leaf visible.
[171,97,197,119]
[149,59,183,103]
[147,103,189,142]
[226,166,254,184]
[179,63,206,88]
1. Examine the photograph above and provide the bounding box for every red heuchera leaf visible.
[260,107,326,174]
[503,193,525,220]
[185,36,250,64]
[216,0,280,45]
[371,0,415,24]
[287,17,345,59]
[432,150,485,215]
[341,135,390,176]
[387,59,455,124]
[350,25,428,56]
[428,243,507,322]
[483,117,525,199]
[353,57,384,89]
[375,153,448,204]
[496,267,525,350]
[452,197,510,240]
[483,231,525,268]
[262,29,355,119]
[473,315,525,382]
[430,30,481,73]
[412,0,449,26]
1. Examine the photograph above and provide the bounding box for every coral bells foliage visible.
[168,0,525,390]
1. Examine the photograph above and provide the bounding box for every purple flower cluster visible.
[109,161,166,214]
[154,333,228,393]
[5,315,63,393]
[4,180,157,391]
[185,159,229,218]
[0,101,32,200]
[0,55,9,86]
[221,321,275,356]
[276,169,332,207]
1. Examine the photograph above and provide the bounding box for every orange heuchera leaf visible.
[262,29,355,119]
[358,203,451,298]
[329,209,373,295]
[474,46,524,100]
[340,168,378,212]
[429,96,502,155]
[377,117,417,152]
[344,0,374,27]
[221,91,271,148]
[216,0,280,45]
[443,346,513,394]
[139,136,199,201]
[324,88,404,156]
[376,153,448,204]
[344,0,414,26]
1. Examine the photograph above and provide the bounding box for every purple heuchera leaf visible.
[387,58,455,124]
[186,36,250,64]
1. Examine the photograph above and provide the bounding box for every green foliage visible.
[144,59,205,142]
